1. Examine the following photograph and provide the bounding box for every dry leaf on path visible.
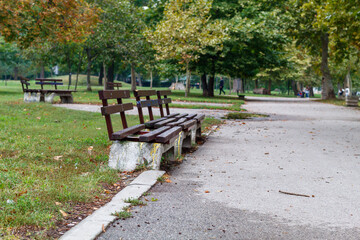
[53,156,63,161]
[59,210,68,218]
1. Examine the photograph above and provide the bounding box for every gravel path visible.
[97,97,360,239]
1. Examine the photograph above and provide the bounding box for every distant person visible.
[339,88,344,96]
[219,77,225,95]
[305,87,310,98]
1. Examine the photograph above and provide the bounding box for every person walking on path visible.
[219,77,225,95]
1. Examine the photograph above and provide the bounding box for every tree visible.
[287,0,336,99]
[0,0,100,48]
[146,0,228,97]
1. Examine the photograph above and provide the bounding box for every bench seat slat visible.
[185,113,197,119]
[164,113,180,118]
[101,103,133,115]
[154,118,177,128]
[99,90,130,100]
[194,114,205,122]
[166,118,187,127]
[139,126,171,142]
[111,124,145,140]
[155,126,182,143]
[174,113,188,119]
[144,117,167,128]
[180,119,197,130]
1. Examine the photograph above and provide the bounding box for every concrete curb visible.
[60,170,165,240]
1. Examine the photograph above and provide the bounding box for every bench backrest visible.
[134,90,159,124]
[35,78,63,90]
[157,90,172,117]
[106,82,122,90]
[98,90,133,140]
[20,79,30,92]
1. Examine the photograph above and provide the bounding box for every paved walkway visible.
[97,97,360,239]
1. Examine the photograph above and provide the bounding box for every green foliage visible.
[124,198,147,206]
[113,210,132,219]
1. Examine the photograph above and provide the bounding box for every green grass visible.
[223,112,268,119]
[112,210,132,219]
[124,198,146,206]
[0,83,224,237]
[320,98,360,107]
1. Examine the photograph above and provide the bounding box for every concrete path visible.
[97,97,360,239]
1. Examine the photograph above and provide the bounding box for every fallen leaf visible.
[36,117,41,120]
[205,190,210,193]
[59,210,68,217]
[151,198,158,202]
[144,197,149,201]
[102,224,106,233]
[55,202,62,206]
[53,156,63,161]
[165,179,172,183]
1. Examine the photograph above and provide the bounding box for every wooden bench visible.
[20,79,76,103]
[99,90,185,171]
[133,89,205,149]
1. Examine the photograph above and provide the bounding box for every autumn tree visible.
[0,0,100,48]
[146,0,228,97]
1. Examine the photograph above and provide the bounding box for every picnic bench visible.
[99,89,205,171]
[20,79,76,103]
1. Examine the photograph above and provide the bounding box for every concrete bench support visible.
[108,131,184,171]
[24,92,56,103]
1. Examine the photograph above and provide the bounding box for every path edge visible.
[59,170,165,240]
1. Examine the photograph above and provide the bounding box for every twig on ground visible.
[279,190,310,198]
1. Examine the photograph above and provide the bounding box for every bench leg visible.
[60,95,73,103]
[108,132,184,171]
[24,92,41,102]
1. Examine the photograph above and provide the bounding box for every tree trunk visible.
[291,80,298,96]
[86,48,92,91]
[255,79,259,89]
[267,80,272,95]
[98,64,104,86]
[103,62,107,90]
[309,85,314,97]
[208,58,216,97]
[40,64,45,78]
[131,63,136,91]
[75,50,83,91]
[228,76,232,94]
[67,54,72,87]
[107,61,115,83]
[201,73,208,97]
[150,69,153,89]
[320,33,335,99]
[239,78,245,93]
[287,80,290,95]
[185,61,191,97]
[13,66,19,80]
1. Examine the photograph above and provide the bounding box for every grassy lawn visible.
[0,83,222,238]
[320,98,360,107]
[1,78,245,111]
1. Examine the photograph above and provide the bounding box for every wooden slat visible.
[174,113,188,119]
[157,90,172,96]
[155,126,182,143]
[164,113,180,118]
[139,126,171,142]
[180,119,197,130]
[36,78,62,82]
[144,117,167,128]
[185,113,197,119]
[98,90,130,100]
[195,114,205,122]
[158,98,171,105]
[107,82,122,87]
[166,118,187,127]
[136,99,160,108]
[101,103,133,115]
[134,90,156,97]
[111,124,145,140]
[154,118,177,128]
